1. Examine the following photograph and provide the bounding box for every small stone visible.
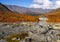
[46,35,52,42]
[57,40,60,42]
[0,39,7,42]
[11,38,16,40]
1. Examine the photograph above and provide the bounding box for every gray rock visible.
[0,39,7,42]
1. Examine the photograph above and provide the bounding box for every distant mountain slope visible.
[0,3,39,22]
[0,3,12,12]
[6,5,28,14]
[45,8,60,23]
[6,5,53,15]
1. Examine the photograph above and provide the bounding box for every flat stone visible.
[57,40,60,42]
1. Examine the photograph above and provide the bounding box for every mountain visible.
[0,3,60,23]
[0,3,12,12]
[5,5,53,15]
[45,8,60,23]
[0,3,39,22]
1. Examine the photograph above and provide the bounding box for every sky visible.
[0,0,60,9]
[0,0,33,7]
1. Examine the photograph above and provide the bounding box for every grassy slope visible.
[45,8,60,23]
[0,10,40,22]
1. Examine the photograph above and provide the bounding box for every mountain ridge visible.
[5,4,53,15]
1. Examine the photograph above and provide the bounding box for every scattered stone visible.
[57,40,60,42]
[0,39,7,42]
[0,22,60,42]
[11,38,16,40]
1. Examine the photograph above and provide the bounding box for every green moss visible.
[6,32,28,42]
[6,39,19,42]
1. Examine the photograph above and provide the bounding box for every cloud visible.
[29,0,60,9]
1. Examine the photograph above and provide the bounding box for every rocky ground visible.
[0,22,60,42]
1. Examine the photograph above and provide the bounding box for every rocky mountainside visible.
[0,22,60,42]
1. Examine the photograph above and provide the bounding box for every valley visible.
[0,3,60,42]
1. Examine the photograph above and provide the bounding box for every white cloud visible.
[56,1,60,6]
[29,0,60,9]
[29,4,42,8]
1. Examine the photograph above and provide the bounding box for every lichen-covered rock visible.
[0,22,60,42]
[0,39,7,42]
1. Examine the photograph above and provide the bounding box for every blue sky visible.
[0,0,60,9]
[0,0,33,7]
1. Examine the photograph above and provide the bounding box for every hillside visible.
[0,3,39,22]
[0,3,60,23]
[45,8,60,23]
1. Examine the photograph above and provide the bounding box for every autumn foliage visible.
[0,10,40,22]
[45,8,60,23]
[0,3,60,23]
